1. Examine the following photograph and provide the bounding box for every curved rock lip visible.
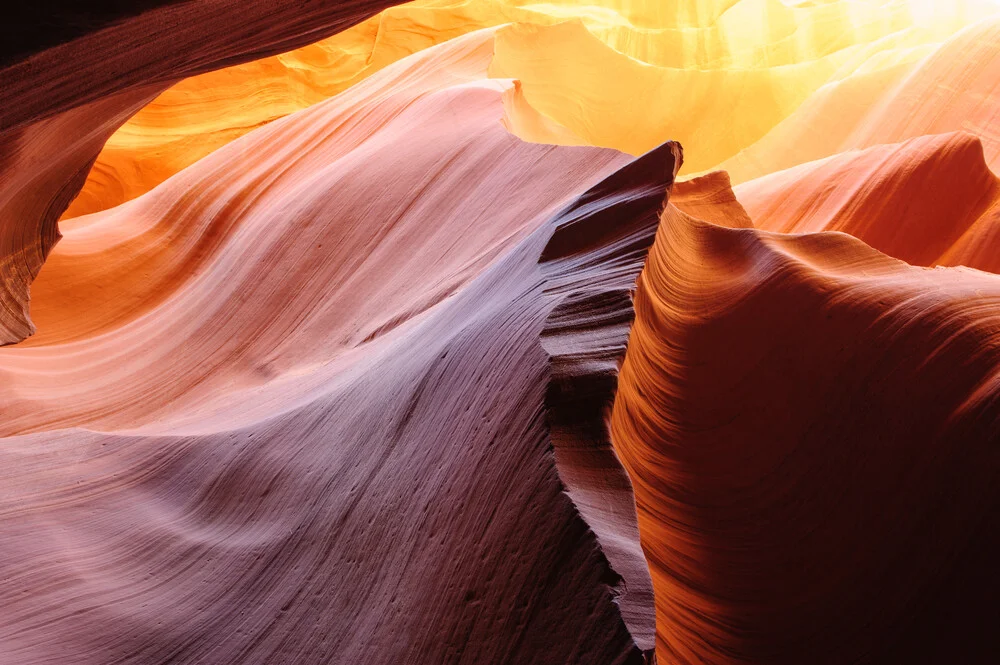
[0,0,403,346]
[540,139,683,657]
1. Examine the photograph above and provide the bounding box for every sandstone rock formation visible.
[0,0,402,343]
[5,1,1000,663]
[0,27,686,663]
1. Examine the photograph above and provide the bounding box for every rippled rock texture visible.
[613,185,1000,664]
[5,1,1000,663]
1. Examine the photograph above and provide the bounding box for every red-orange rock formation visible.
[612,171,1000,665]
[734,132,1000,269]
[7,2,1000,663]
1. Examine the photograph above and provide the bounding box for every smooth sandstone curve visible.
[0,0,407,345]
[0,27,689,663]
[733,131,1000,269]
[612,177,1000,665]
